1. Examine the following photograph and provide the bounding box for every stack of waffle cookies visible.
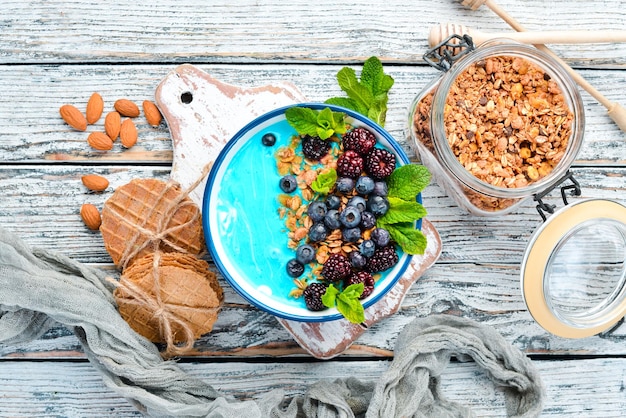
[101,178,223,347]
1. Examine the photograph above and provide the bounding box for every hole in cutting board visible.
[181,91,193,104]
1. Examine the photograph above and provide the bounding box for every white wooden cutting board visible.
[155,64,442,358]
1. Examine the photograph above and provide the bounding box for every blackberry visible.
[365,148,396,180]
[366,245,399,273]
[342,127,376,155]
[321,253,352,282]
[336,150,364,179]
[303,282,328,311]
[346,271,375,299]
[302,135,331,161]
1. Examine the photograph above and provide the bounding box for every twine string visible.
[106,163,214,357]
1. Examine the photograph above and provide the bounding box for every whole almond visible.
[87,132,114,151]
[114,99,140,118]
[59,104,87,131]
[81,174,109,192]
[142,100,162,127]
[86,92,104,124]
[104,111,121,141]
[80,203,102,230]
[120,118,138,148]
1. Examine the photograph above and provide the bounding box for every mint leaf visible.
[337,67,374,111]
[324,97,364,114]
[383,223,428,255]
[311,168,337,194]
[327,57,394,127]
[285,107,319,136]
[322,284,340,309]
[388,164,431,200]
[336,285,365,324]
[285,106,347,139]
[378,197,427,224]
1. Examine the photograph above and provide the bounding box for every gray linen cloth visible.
[0,225,544,417]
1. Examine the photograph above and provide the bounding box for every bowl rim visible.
[202,102,418,322]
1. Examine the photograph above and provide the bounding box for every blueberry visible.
[347,196,367,212]
[342,227,361,243]
[307,201,327,222]
[279,175,297,193]
[355,176,375,195]
[359,239,376,257]
[324,209,341,230]
[349,251,367,269]
[325,194,341,210]
[367,195,390,217]
[372,181,388,197]
[262,133,277,146]
[335,177,355,194]
[360,211,377,229]
[296,244,316,265]
[308,222,328,242]
[286,259,305,277]
[371,227,391,247]
[339,206,361,228]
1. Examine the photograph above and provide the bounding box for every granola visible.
[413,55,574,212]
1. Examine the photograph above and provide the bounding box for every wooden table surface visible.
[1,0,625,416]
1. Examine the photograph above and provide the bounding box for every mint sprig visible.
[285,106,347,140]
[325,56,394,127]
[377,164,431,255]
[311,168,337,195]
[322,283,365,324]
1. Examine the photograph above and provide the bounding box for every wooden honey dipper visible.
[429,23,626,47]
[456,0,626,133]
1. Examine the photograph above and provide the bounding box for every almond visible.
[80,203,102,230]
[86,92,104,124]
[104,111,121,141]
[59,104,87,131]
[120,118,138,148]
[142,100,162,127]
[114,99,140,117]
[81,174,109,192]
[87,132,114,151]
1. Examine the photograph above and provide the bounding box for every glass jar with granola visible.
[408,38,585,215]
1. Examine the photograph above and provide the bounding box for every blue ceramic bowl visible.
[202,103,421,322]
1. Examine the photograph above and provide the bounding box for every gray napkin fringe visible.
[0,226,544,417]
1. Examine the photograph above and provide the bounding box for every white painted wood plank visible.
[0,65,625,164]
[0,358,623,416]
[1,0,625,67]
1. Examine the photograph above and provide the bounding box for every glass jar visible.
[408,37,585,216]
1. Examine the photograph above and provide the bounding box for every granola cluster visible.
[413,55,574,211]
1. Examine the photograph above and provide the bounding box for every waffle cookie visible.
[100,178,204,268]
[114,252,224,343]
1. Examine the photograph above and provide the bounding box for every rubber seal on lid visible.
[521,199,626,338]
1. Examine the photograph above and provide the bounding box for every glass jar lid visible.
[521,199,626,338]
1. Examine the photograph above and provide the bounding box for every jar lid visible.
[521,199,626,338]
